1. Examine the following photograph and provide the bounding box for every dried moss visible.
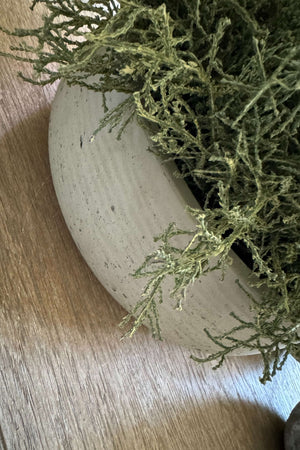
[1,0,299,383]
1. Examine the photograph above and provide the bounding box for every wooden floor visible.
[0,2,299,449]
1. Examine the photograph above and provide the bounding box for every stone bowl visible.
[49,81,260,355]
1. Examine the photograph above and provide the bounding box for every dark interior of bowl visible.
[176,165,255,271]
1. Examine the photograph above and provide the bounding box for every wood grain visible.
[0,2,299,449]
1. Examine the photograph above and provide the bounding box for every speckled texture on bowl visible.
[49,80,260,355]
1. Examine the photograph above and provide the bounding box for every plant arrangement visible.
[1,0,299,383]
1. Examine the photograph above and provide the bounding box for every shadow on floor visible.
[109,398,285,450]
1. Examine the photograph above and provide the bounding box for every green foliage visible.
[1,0,299,383]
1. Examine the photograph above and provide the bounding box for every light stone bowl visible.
[49,80,260,355]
